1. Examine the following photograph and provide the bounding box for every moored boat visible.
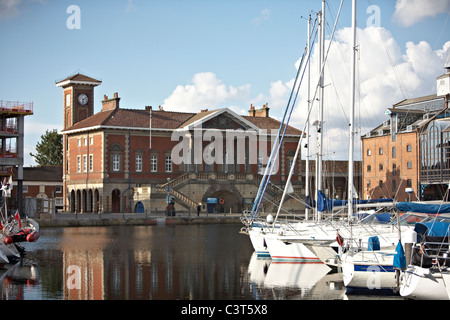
[399,221,450,300]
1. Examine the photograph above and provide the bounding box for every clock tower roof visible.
[55,73,102,88]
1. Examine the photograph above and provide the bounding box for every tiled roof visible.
[63,107,302,136]
[393,94,438,108]
[63,108,195,132]
[55,73,102,87]
[243,115,302,135]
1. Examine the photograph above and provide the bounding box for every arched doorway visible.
[88,189,93,213]
[95,189,100,213]
[112,189,121,213]
[135,201,144,213]
[70,190,75,212]
[207,190,241,213]
[76,190,81,213]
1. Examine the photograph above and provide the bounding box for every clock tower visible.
[56,73,102,130]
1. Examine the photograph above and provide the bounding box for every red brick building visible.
[362,69,450,202]
[57,73,303,213]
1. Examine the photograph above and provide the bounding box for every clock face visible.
[78,93,88,105]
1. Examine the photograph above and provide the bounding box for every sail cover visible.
[317,191,392,212]
[414,221,450,238]
[396,202,450,214]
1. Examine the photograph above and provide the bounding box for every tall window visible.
[89,154,93,172]
[135,154,142,172]
[77,156,81,173]
[83,155,87,172]
[392,147,396,158]
[110,143,123,172]
[151,155,157,172]
[165,155,172,172]
[112,154,121,172]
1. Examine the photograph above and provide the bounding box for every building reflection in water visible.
[60,225,252,300]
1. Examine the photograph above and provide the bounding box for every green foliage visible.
[30,129,63,166]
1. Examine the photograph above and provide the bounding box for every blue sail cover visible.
[414,222,450,237]
[396,202,450,214]
[317,190,392,212]
[393,241,406,269]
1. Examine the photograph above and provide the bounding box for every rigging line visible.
[377,28,409,99]
[250,37,312,220]
[433,12,449,51]
[273,0,345,225]
[254,25,321,221]
[250,18,320,217]
[252,30,318,220]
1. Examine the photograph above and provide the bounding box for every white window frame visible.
[77,156,81,173]
[151,155,157,172]
[165,155,172,172]
[112,154,121,172]
[89,154,93,172]
[136,154,142,172]
[83,155,87,172]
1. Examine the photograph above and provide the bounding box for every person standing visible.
[197,203,201,216]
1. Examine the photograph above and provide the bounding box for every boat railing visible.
[346,238,395,262]
[411,241,450,268]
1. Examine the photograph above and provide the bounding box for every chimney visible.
[248,104,256,117]
[102,92,120,111]
[249,103,270,117]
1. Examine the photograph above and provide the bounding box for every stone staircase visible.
[155,173,198,211]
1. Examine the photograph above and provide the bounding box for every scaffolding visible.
[0,100,33,115]
[0,100,33,177]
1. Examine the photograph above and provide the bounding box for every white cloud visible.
[0,0,23,19]
[274,26,450,160]
[163,72,251,112]
[252,8,270,26]
[161,26,450,162]
[394,0,450,27]
[0,0,46,20]
[126,0,137,13]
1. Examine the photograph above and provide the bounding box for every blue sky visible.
[0,0,449,165]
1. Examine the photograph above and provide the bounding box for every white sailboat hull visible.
[248,228,271,258]
[441,273,450,299]
[341,251,398,292]
[265,236,323,264]
[400,265,449,300]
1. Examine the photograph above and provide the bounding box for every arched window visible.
[110,143,123,172]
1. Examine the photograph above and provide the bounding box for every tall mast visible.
[316,0,325,221]
[305,13,312,221]
[348,0,357,220]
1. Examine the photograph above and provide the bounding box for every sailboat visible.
[399,213,450,299]
[240,0,406,265]
[0,176,40,264]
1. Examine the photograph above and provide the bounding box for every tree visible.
[30,129,63,166]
